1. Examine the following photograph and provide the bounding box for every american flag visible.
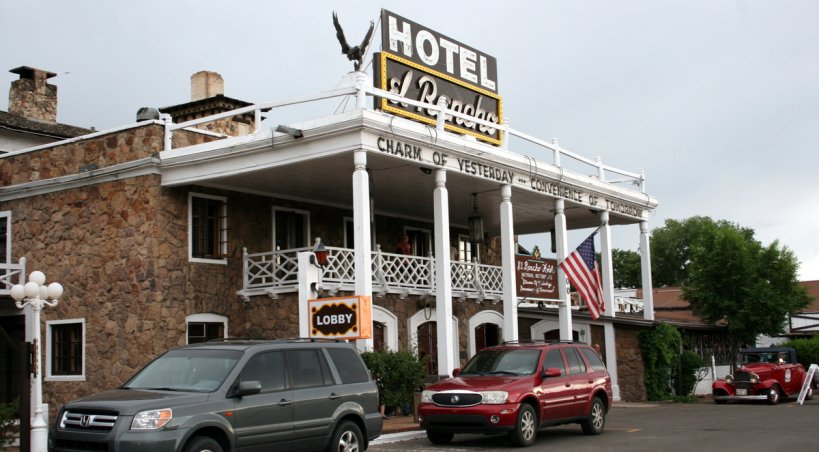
[559,232,605,320]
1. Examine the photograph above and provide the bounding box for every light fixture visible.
[468,193,484,243]
[312,238,329,268]
[419,167,432,175]
[275,124,304,138]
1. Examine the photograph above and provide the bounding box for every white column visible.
[554,199,572,340]
[640,220,655,321]
[499,184,518,341]
[433,169,455,377]
[297,253,320,338]
[604,322,621,401]
[598,211,615,317]
[353,150,374,350]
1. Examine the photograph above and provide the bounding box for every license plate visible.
[736,389,747,396]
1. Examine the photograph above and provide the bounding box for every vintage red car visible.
[712,347,815,404]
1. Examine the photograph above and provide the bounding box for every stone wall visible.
[614,325,647,402]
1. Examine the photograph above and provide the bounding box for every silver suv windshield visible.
[460,349,541,376]
[122,349,242,392]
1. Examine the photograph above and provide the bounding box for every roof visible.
[801,280,819,311]
[0,110,92,139]
[160,94,254,123]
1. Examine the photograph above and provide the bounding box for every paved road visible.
[370,399,819,451]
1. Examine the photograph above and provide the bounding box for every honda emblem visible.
[80,415,91,427]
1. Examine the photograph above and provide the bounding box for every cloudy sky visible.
[3,0,818,280]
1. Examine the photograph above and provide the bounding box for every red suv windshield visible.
[460,348,541,376]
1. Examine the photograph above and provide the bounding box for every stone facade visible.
[613,325,648,402]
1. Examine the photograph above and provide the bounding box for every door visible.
[288,349,341,450]
[233,351,294,451]
[537,348,575,422]
[417,321,438,375]
[563,347,592,416]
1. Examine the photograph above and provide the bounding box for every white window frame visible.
[186,313,229,344]
[45,318,86,382]
[188,192,228,264]
[457,234,473,262]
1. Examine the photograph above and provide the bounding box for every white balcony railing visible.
[239,245,503,301]
[0,257,26,296]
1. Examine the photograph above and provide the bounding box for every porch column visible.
[433,168,456,377]
[353,150,374,351]
[554,199,572,340]
[640,220,655,321]
[598,211,615,317]
[599,211,620,401]
[499,184,518,341]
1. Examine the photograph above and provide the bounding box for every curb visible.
[370,430,426,445]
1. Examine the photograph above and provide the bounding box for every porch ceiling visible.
[161,110,648,235]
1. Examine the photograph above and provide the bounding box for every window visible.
[405,228,431,257]
[565,347,587,375]
[273,208,309,251]
[543,349,566,376]
[580,347,608,372]
[457,234,473,262]
[286,349,326,389]
[187,314,228,344]
[0,211,10,267]
[240,351,285,392]
[326,348,370,384]
[46,319,85,381]
[189,193,228,262]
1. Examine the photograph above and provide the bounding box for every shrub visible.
[677,350,706,396]
[361,349,426,410]
[782,336,819,367]
[639,323,682,400]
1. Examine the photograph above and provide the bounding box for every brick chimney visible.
[8,66,58,122]
[191,71,224,101]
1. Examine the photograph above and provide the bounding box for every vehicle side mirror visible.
[235,380,262,397]
[542,368,562,378]
[452,368,461,377]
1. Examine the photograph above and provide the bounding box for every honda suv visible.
[418,340,612,447]
[49,339,383,452]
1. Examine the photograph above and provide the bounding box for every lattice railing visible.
[240,246,503,300]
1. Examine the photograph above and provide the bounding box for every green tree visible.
[611,248,642,288]
[652,217,811,345]
[639,323,681,400]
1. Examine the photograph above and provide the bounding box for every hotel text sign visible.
[375,9,502,145]
[515,255,558,300]
[309,296,373,340]
[374,136,647,220]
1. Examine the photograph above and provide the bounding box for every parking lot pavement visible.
[369,398,819,451]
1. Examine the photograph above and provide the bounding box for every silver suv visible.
[49,339,383,452]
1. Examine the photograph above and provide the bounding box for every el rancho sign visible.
[374,9,502,145]
[309,296,373,340]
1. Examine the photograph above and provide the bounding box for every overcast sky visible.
[2,0,818,281]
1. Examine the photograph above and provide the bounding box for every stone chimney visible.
[8,66,58,122]
[191,71,224,101]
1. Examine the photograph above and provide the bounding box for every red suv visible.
[418,341,612,447]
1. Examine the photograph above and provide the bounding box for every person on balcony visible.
[396,234,411,255]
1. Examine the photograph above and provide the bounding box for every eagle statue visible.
[332,11,375,71]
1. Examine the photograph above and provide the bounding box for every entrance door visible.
[475,323,500,352]
[417,321,437,375]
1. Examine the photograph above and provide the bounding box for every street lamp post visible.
[10,271,64,452]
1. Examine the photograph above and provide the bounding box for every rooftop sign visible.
[374,9,503,145]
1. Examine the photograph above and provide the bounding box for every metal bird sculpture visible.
[333,11,375,71]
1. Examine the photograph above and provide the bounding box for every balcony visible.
[0,257,25,297]
[238,245,503,302]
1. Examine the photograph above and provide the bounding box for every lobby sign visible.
[515,255,558,300]
[309,295,373,340]
[374,9,502,145]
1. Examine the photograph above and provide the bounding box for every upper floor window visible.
[46,318,85,381]
[457,234,473,262]
[273,208,309,251]
[189,193,228,263]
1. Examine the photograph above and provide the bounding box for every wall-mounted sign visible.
[374,9,502,145]
[309,296,373,340]
[515,255,558,300]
